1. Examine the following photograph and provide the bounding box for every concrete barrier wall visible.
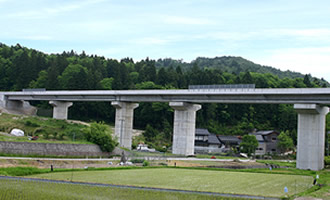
[0,93,4,108]
[0,141,110,157]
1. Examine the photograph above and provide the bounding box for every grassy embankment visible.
[0,113,92,145]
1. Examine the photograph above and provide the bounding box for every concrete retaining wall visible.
[195,146,223,154]
[0,141,110,157]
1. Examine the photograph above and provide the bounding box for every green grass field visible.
[30,168,313,197]
[0,178,237,200]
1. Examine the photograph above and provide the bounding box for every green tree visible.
[156,67,169,86]
[29,70,48,88]
[129,72,139,85]
[143,124,159,142]
[241,71,253,84]
[239,135,258,156]
[140,59,157,82]
[136,81,163,89]
[277,131,294,153]
[303,74,312,87]
[58,64,89,89]
[100,78,114,90]
[83,122,117,152]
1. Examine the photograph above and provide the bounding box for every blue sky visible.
[1,0,330,81]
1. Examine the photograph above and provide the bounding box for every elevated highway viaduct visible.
[1,88,330,171]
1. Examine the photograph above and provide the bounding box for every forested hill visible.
[156,56,325,81]
[0,43,328,92]
[0,43,329,150]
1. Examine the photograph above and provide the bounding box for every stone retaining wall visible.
[0,141,110,157]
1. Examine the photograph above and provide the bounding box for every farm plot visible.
[30,168,313,197]
[0,178,238,200]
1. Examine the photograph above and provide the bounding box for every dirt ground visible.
[166,159,266,168]
[0,158,120,169]
[0,158,266,169]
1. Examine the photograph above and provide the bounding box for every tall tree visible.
[239,135,259,156]
[277,131,294,153]
[303,74,312,87]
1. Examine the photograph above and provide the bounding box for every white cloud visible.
[264,28,330,42]
[252,47,330,81]
[22,35,53,41]
[134,37,170,45]
[7,0,106,19]
[278,29,330,37]
[162,16,214,25]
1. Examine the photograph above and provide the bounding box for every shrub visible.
[325,156,330,166]
[131,159,145,163]
[58,133,65,140]
[43,132,50,139]
[33,128,44,136]
[24,120,39,127]
[142,160,149,166]
[83,122,117,152]
[52,132,58,139]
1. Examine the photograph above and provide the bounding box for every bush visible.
[33,128,44,136]
[24,120,39,127]
[142,160,149,166]
[58,133,65,140]
[325,156,330,166]
[83,122,117,152]
[131,159,145,164]
[43,132,50,139]
[52,132,58,139]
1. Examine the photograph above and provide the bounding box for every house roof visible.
[250,130,279,136]
[195,128,220,144]
[255,135,265,142]
[208,134,221,144]
[195,128,211,136]
[217,135,241,144]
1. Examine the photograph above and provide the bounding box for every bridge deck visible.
[2,88,330,104]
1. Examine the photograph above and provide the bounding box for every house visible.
[194,128,221,154]
[249,130,280,155]
[217,135,241,152]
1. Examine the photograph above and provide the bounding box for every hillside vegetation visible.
[0,113,88,144]
[0,113,117,152]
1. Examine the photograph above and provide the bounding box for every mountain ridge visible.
[156,56,325,82]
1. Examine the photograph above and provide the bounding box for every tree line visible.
[0,43,329,149]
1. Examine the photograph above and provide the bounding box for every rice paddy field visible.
[29,168,313,198]
[0,177,238,200]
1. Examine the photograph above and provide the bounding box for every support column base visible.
[170,102,201,156]
[49,101,73,120]
[294,104,329,171]
[112,101,139,150]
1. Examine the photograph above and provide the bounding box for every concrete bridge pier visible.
[294,104,329,171]
[170,102,201,156]
[49,101,73,120]
[111,101,139,150]
[2,99,37,115]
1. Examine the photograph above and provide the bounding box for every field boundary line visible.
[0,175,280,200]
